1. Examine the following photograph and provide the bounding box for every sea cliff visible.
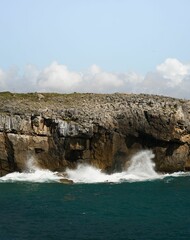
[0,92,190,176]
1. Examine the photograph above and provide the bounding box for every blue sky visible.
[0,0,190,97]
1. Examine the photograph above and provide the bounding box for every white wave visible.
[25,156,38,172]
[0,169,60,183]
[0,150,189,183]
[66,150,163,183]
[65,164,123,183]
[164,171,190,178]
[0,157,61,183]
[124,150,160,180]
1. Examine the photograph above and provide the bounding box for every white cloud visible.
[89,64,101,74]
[124,72,144,84]
[156,58,190,87]
[23,65,40,84]
[37,62,82,92]
[0,58,190,99]
[0,69,6,89]
[82,65,124,93]
[0,67,20,91]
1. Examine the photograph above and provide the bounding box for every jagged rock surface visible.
[0,92,190,176]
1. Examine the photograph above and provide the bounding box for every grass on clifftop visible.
[0,91,89,101]
[0,91,125,102]
[0,92,113,110]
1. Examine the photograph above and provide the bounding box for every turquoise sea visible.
[0,176,190,240]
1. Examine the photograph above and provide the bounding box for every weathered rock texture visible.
[0,92,190,176]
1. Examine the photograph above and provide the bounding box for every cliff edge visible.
[0,92,190,176]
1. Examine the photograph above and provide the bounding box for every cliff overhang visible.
[0,92,190,176]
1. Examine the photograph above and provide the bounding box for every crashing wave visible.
[0,150,189,183]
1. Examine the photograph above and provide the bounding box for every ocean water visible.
[0,150,190,240]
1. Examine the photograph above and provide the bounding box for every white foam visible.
[0,150,189,183]
[124,150,160,181]
[0,169,60,183]
[0,157,61,183]
[66,150,163,183]
[65,164,122,183]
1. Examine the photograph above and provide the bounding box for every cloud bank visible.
[0,58,190,99]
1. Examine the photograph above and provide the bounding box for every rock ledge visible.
[0,92,190,176]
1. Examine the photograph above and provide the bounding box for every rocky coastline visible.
[0,92,190,177]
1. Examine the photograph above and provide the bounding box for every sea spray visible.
[0,157,61,183]
[65,164,121,183]
[25,156,38,172]
[0,150,189,183]
[125,150,159,179]
[66,150,160,183]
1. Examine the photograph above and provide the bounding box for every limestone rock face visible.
[0,92,190,176]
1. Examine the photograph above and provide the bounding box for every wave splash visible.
[66,150,161,183]
[0,150,189,183]
[0,157,60,183]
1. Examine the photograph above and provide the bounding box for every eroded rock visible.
[0,92,190,176]
[59,178,74,184]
